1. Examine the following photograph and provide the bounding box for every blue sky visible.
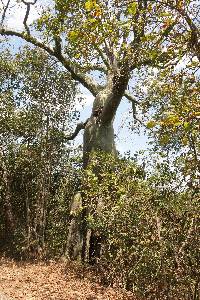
[74,86,148,155]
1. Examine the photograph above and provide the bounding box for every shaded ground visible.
[0,258,136,300]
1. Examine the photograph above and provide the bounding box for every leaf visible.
[75,53,81,59]
[85,0,96,11]
[68,30,79,41]
[182,136,188,145]
[146,120,156,129]
[149,50,158,59]
[183,122,190,130]
[160,135,170,145]
[127,2,138,15]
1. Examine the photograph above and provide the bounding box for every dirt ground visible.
[0,258,136,300]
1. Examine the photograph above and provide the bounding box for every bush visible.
[82,152,200,300]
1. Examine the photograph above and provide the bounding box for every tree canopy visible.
[1,0,199,99]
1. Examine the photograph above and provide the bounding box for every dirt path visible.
[0,258,135,300]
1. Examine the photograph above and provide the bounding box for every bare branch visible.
[0,0,11,26]
[22,1,31,35]
[0,28,55,53]
[124,91,139,105]
[66,119,89,141]
[22,0,37,4]
[20,0,38,35]
[94,44,110,70]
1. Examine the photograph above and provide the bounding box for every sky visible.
[0,0,149,155]
[74,86,148,154]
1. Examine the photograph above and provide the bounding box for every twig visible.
[124,91,140,105]
[0,0,11,26]
[66,119,89,141]
[21,0,38,35]
[23,2,30,35]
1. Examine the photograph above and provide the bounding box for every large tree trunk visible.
[0,159,15,249]
[83,116,116,167]
[66,72,128,262]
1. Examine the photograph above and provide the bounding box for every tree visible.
[0,47,78,255]
[135,52,199,193]
[0,0,199,261]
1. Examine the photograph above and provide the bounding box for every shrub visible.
[83,152,200,300]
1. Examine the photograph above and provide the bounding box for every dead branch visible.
[0,0,11,26]
[21,0,37,35]
[124,91,139,105]
[66,119,89,141]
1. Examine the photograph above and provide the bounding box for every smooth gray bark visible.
[66,72,129,262]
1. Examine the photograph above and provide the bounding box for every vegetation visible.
[83,153,199,299]
[0,1,199,299]
[0,48,79,256]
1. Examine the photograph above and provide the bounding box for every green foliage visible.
[33,0,194,72]
[138,65,200,190]
[0,47,80,258]
[0,1,199,297]
[81,152,200,299]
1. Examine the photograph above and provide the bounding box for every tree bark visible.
[0,159,15,247]
[66,72,128,262]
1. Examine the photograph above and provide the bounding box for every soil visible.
[0,258,136,300]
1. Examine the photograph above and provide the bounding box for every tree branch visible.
[124,91,140,121]
[0,29,100,96]
[21,0,38,35]
[53,35,62,56]
[56,52,100,96]
[66,119,89,141]
[22,0,37,4]
[83,64,107,73]
[130,50,177,71]
[22,1,31,35]
[94,44,110,70]
[124,91,139,105]
[161,1,200,61]
[0,0,11,26]
[176,8,200,61]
